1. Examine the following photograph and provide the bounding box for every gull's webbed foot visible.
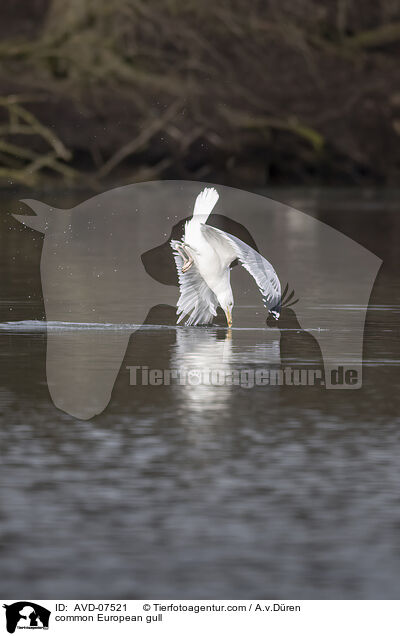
[177,244,194,272]
[182,257,194,272]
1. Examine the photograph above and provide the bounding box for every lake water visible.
[0,187,399,599]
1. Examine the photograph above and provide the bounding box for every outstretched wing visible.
[171,240,218,326]
[200,225,281,318]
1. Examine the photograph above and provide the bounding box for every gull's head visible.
[217,289,234,328]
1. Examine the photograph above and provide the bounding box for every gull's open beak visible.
[224,308,232,328]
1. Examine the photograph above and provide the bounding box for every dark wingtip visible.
[280,284,299,310]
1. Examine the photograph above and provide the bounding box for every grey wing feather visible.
[200,225,281,317]
[171,240,218,326]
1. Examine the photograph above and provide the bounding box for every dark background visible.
[0,0,400,190]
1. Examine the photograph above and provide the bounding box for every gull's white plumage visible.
[171,187,281,326]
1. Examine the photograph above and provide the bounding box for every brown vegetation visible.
[0,0,400,188]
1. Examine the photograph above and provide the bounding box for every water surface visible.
[0,188,399,599]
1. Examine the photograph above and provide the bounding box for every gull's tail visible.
[192,187,219,222]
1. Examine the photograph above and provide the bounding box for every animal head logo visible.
[12,181,381,419]
[3,602,50,634]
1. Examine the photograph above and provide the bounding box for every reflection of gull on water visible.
[172,329,233,413]
[172,327,281,414]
